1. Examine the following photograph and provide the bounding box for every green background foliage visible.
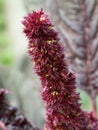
[0,0,13,65]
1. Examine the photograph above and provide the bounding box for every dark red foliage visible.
[0,89,39,130]
[23,9,98,130]
[46,0,98,97]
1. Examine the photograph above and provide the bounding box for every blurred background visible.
[0,0,98,128]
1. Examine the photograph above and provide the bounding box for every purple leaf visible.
[46,0,98,115]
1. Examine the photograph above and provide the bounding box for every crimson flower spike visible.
[22,9,97,130]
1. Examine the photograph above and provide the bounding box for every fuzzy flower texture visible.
[23,9,98,130]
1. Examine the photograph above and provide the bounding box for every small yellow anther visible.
[47,41,51,44]
[45,74,49,77]
[76,113,80,116]
[40,16,45,21]
[51,39,56,43]
[50,65,52,68]
[47,40,56,44]
[45,50,47,54]
[51,91,58,96]
[29,48,34,51]
[67,115,69,118]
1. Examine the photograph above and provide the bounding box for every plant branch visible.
[79,0,97,117]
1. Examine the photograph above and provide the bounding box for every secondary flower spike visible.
[23,9,96,130]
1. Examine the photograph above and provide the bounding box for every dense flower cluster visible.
[23,9,98,130]
[0,89,39,130]
[0,89,8,130]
